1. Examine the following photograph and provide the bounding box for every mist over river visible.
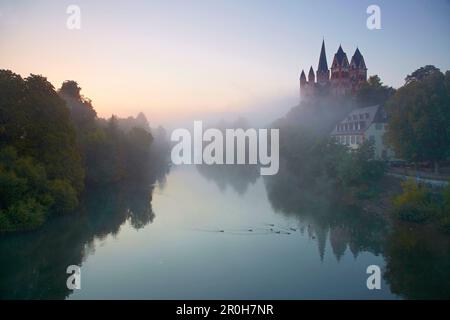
[4,164,449,299]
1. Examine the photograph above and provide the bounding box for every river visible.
[1,165,449,299]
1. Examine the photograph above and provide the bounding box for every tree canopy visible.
[386,66,450,171]
[356,75,396,107]
[0,70,164,232]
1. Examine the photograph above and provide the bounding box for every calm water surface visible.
[1,165,449,299]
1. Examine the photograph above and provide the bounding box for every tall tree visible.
[0,71,85,192]
[356,75,395,107]
[59,80,97,134]
[386,66,450,173]
[0,71,84,231]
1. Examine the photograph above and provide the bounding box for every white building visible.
[330,105,395,160]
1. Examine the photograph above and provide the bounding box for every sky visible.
[1,0,449,127]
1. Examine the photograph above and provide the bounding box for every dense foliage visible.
[0,72,84,231]
[0,71,166,233]
[393,179,450,232]
[357,75,396,107]
[386,66,450,173]
[274,104,385,202]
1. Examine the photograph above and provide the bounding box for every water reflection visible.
[1,161,450,299]
[384,223,450,299]
[196,164,259,195]
[264,162,450,298]
[263,161,388,261]
[0,169,167,299]
[198,161,450,299]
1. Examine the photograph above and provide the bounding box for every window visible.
[359,114,363,120]
[351,136,355,144]
[365,113,369,119]
[369,135,375,143]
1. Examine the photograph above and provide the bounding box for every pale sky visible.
[1,0,449,127]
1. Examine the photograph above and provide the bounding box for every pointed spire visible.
[334,45,347,65]
[300,69,306,80]
[308,66,315,82]
[351,47,365,68]
[317,38,328,72]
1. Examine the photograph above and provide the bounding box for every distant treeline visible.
[0,70,170,233]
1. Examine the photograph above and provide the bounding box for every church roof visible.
[300,70,306,79]
[330,105,385,135]
[317,39,328,72]
[351,48,366,68]
[308,66,315,76]
[334,45,348,65]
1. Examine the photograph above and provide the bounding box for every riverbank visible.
[350,174,450,236]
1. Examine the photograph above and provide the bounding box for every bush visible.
[392,179,438,223]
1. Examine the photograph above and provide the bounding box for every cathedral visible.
[300,40,367,99]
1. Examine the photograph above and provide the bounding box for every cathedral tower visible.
[316,39,330,86]
[330,45,351,95]
[349,47,367,93]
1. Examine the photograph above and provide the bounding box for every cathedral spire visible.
[300,69,306,80]
[308,66,315,82]
[318,38,328,72]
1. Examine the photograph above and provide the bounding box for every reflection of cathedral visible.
[300,40,367,99]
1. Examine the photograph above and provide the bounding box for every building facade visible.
[300,40,367,99]
[330,105,395,160]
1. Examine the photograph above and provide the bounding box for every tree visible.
[59,80,97,134]
[0,70,85,232]
[405,65,441,84]
[336,141,385,190]
[356,75,395,107]
[386,66,450,173]
[0,71,85,193]
[60,80,82,99]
